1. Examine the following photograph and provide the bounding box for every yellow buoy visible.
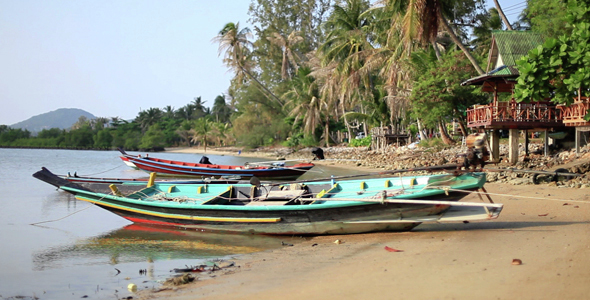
[127,283,137,292]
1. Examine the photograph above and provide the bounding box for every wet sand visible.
[138,147,590,300]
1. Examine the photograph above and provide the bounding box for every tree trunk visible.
[493,0,514,30]
[341,101,352,143]
[438,120,455,145]
[431,38,442,61]
[240,66,284,105]
[437,10,485,75]
[417,119,427,140]
[324,117,330,147]
[458,119,468,137]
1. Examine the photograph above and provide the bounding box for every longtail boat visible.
[41,170,503,235]
[33,167,242,194]
[118,148,314,179]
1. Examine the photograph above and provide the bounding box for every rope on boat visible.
[429,187,590,204]
[75,163,126,177]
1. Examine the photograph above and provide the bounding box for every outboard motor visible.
[199,156,212,165]
[462,133,489,170]
[311,147,324,160]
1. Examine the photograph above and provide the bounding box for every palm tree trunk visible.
[239,66,284,105]
[438,120,455,145]
[437,10,485,75]
[493,0,514,30]
[324,118,330,147]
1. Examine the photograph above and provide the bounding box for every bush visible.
[349,136,371,147]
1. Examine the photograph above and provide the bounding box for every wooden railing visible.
[558,97,590,126]
[467,101,562,127]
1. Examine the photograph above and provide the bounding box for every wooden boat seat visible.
[246,189,306,206]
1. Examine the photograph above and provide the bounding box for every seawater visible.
[0,148,362,299]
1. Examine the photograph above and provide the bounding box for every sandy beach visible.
[137,147,590,300]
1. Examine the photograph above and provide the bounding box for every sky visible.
[0,0,525,126]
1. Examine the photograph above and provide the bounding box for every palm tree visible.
[212,95,232,123]
[211,122,231,146]
[284,67,325,142]
[135,108,163,132]
[191,97,208,119]
[384,0,485,74]
[190,118,212,152]
[319,0,376,141]
[163,105,175,119]
[212,22,283,105]
[492,0,513,30]
[267,30,304,80]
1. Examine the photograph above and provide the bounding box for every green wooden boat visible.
[52,172,502,235]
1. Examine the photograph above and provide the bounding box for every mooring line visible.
[436,187,590,204]
[30,204,94,226]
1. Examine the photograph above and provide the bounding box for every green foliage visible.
[94,129,113,149]
[349,135,371,147]
[282,131,319,148]
[525,0,569,38]
[410,50,488,129]
[418,138,448,152]
[139,124,166,150]
[514,0,590,105]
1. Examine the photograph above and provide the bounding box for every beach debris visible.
[172,262,229,273]
[538,213,549,216]
[139,269,147,275]
[512,259,523,265]
[281,241,294,246]
[115,268,121,275]
[574,205,579,208]
[127,283,137,292]
[165,274,195,286]
[312,243,318,247]
[334,239,342,244]
[563,203,571,206]
[384,246,403,252]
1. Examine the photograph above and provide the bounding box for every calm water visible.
[0,148,363,299]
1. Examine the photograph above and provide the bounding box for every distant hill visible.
[10,108,96,132]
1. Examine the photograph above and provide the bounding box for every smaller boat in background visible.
[117,148,315,179]
[33,167,242,194]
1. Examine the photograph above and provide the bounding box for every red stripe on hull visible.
[123,216,185,227]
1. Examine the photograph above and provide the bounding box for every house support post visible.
[576,128,581,156]
[489,129,500,162]
[544,129,549,157]
[524,130,529,158]
[509,129,519,164]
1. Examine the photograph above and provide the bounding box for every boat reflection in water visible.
[33,223,306,270]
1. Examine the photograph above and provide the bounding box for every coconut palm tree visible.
[267,30,305,80]
[190,118,212,152]
[319,0,376,141]
[492,0,513,30]
[212,22,283,105]
[383,0,485,74]
[135,108,163,132]
[284,67,325,141]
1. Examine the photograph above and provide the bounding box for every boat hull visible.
[72,191,472,235]
[54,172,497,235]
[118,149,314,179]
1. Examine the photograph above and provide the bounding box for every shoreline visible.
[139,181,590,300]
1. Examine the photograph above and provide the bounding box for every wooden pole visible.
[490,129,500,162]
[509,129,519,164]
